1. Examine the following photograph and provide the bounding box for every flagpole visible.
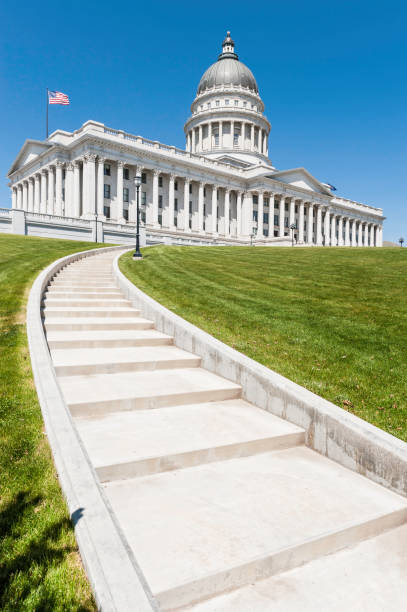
[46,88,48,139]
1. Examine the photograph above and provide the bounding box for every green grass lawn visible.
[0,234,105,611]
[120,245,407,442]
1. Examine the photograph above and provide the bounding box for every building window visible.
[158,214,162,225]
[174,180,178,191]
[243,101,247,107]
[141,211,146,223]
[285,217,289,227]
[274,215,279,225]
[234,99,238,106]
[253,210,258,221]
[189,201,192,213]
[123,187,129,203]
[123,168,129,180]
[104,164,111,176]
[141,191,146,206]
[174,216,178,227]
[263,213,269,224]
[104,206,110,218]
[214,132,219,146]
[158,176,163,188]
[123,209,129,221]
[207,102,211,109]
[285,203,289,211]
[225,99,229,105]
[264,198,269,207]
[104,184,111,199]
[253,195,258,205]
[295,205,298,213]
[264,229,269,237]
[174,198,178,211]
[234,132,239,145]
[189,184,192,194]
[204,187,206,197]
[141,172,147,184]
[158,195,163,208]
[216,100,220,106]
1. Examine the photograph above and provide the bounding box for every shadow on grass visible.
[0,491,88,611]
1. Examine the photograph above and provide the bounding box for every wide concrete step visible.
[102,447,407,610]
[49,282,119,289]
[43,317,155,331]
[58,368,242,416]
[44,298,132,308]
[74,399,305,482]
[46,328,173,349]
[52,345,201,376]
[45,290,123,298]
[43,306,141,318]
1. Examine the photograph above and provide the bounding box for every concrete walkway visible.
[44,250,407,611]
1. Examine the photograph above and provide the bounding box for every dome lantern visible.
[219,31,238,60]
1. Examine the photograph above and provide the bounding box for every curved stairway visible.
[43,250,407,611]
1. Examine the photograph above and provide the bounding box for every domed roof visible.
[197,32,258,95]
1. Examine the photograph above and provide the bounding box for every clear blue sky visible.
[1,0,405,242]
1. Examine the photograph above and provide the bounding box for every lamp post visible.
[133,174,143,259]
[250,223,257,246]
[399,237,404,248]
[289,223,297,247]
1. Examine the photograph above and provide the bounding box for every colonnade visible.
[10,156,383,246]
[186,120,269,156]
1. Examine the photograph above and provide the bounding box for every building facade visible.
[7,32,384,246]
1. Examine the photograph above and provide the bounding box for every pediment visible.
[270,168,332,195]
[216,155,252,168]
[8,140,53,175]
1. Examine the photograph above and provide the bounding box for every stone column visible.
[65,163,74,217]
[279,196,285,237]
[369,223,375,247]
[40,170,47,213]
[184,179,190,232]
[11,186,17,209]
[316,205,323,245]
[231,121,235,148]
[377,225,383,247]
[307,203,314,244]
[211,186,218,235]
[148,170,158,227]
[209,122,212,151]
[351,219,357,246]
[198,125,203,152]
[168,173,176,230]
[236,191,242,237]
[242,191,253,237]
[22,182,28,211]
[82,154,96,218]
[289,198,295,227]
[269,193,275,238]
[357,221,363,246]
[344,217,350,246]
[338,216,344,246]
[224,188,230,237]
[364,222,369,247]
[324,208,330,246]
[298,200,304,243]
[16,185,22,209]
[197,181,204,233]
[47,167,54,215]
[192,129,196,153]
[55,162,63,216]
[116,160,125,223]
[28,179,34,212]
[257,191,264,238]
[250,124,254,151]
[219,121,223,149]
[97,157,105,219]
[330,214,337,246]
[34,174,41,213]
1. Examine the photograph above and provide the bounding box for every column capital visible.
[184,177,190,185]
[199,180,205,188]
[170,172,177,181]
[117,160,125,168]
[66,162,75,171]
[73,159,81,168]
[83,153,97,163]
[40,169,47,176]
[55,160,65,168]
[153,169,160,177]
[97,156,106,164]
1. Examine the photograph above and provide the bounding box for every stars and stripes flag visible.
[48,90,70,105]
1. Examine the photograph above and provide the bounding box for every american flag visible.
[48,90,70,105]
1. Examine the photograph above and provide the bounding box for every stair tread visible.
[58,367,241,406]
[184,523,407,611]
[75,398,304,470]
[103,446,407,597]
[46,329,172,342]
[51,345,199,366]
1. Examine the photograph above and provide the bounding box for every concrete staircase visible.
[43,251,407,611]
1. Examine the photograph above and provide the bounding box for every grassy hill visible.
[120,245,407,442]
[0,234,104,610]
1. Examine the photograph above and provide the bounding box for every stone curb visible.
[27,245,158,612]
[115,250,407,498]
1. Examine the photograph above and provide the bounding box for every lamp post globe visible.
[399,237,404,247]
[133,174,143,259]
[289,223,297,247]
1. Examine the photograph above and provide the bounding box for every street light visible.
[399,237,404,247]
[250,223,258,246]
[289,223,297,247]
[133,174,143,259]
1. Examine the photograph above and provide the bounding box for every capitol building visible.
[6,32,384,246]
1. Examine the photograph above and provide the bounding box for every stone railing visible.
[26,212,91,227]
[0,207,11,217]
